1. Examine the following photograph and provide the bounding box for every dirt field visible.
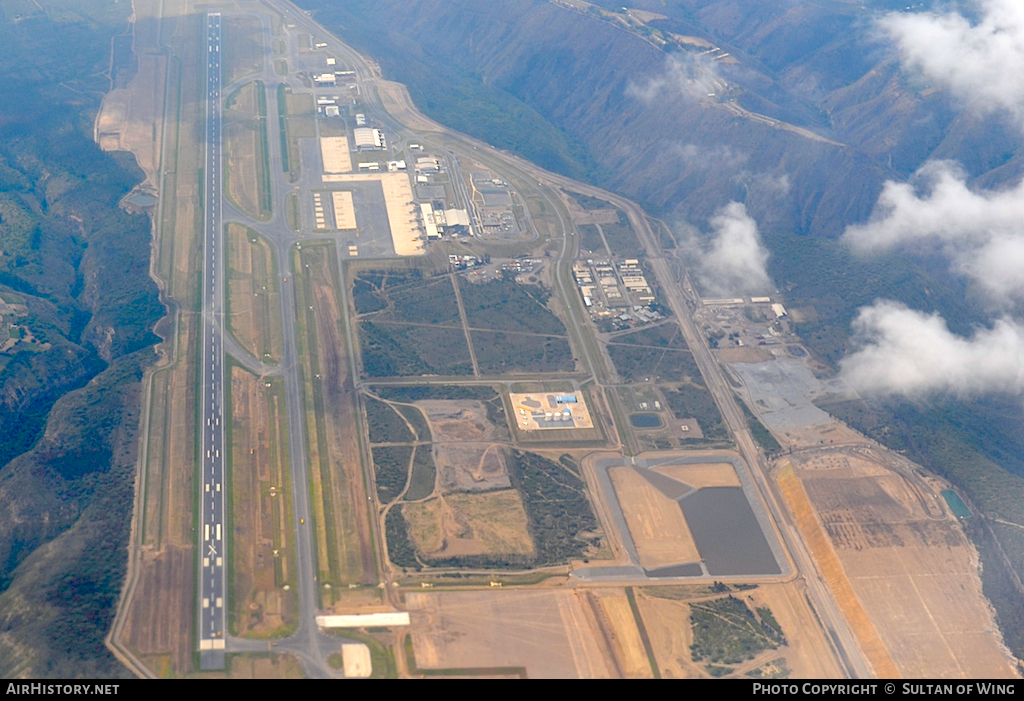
[403,490,534,558]
[610,467,699,568]
[226,223,281,363]
[716,347,775,363]
[652,462,740,489]
[414,399,510,491]
[633,582,845,679]
[776,463,900,678]
[435,443,509,492]
[121,545,193,675]
[228,368,296,638]
[94,0,165,190]
[224,654,304,679]
[405,590,617,678]
[224,83,262,220]
[417,400,496,441]
[563,198,621,226]
[223,15,265,85]
[294,243,376,590]
[790,453,1018,678]
[590,591,654,678]
[375,80,444,133]
[745,583,845,678]
[632,592,700,678]
[117,0,206,676]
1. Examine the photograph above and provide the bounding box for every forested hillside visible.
[0,0,161,677]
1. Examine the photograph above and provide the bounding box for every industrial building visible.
[313,73,336,87]
[353,127,385,151]
[420,203,441,240]
[508,392,594,431]
[415,156,441,173]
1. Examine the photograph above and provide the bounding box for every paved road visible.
[198,11,227,670]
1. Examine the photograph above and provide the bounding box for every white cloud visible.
[627,53,723,103]
[671,142,748,171]
[840,301,1024,396]
[837,2,1024,400]
[697,202,771,296]
[844,160,1024,303]
[879,0,1024,123]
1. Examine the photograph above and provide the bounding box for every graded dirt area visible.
[375,80,444,133]
[226,224,281,363]
[785,452,1017,679]
[744,583,845,679]
[590,590,653,678]
[417,400,511,491]
[609,467,699,568]
[417,400,495,441]
[228,368,296,638]
[295,243,376,588]
[716,347,775,363]
[225,653,304,679]
[121,544,193,675]
[776,462,899,679]
[117,0,205,676]
[224,83,262,220]
[405,590,616,678]
[94,0,165,189]
[632,582,844,679]
[632,591,699,678]
[402,490,534,558]
[435,443,509,492]
[652,462,740,489]
[565,201,621,226]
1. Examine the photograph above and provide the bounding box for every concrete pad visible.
[320,136,351,173]
[342,643,372,678]
[332,190,357,230]
[321,173,424,255]
[316,612,410,627]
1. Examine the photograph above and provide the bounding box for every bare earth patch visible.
[405,590,616,678]
[716,347,775,363]
[792,453,1017,678]
[403,490,534,558]
[609,467,699,568]
[434,443,510,492]
[652,462,740,489]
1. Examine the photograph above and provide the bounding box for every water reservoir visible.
[629,413,662,428]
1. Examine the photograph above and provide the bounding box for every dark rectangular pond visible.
[629,413,663,428]
[679,487,781,576]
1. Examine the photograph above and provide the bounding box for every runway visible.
[198,12,227,670]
